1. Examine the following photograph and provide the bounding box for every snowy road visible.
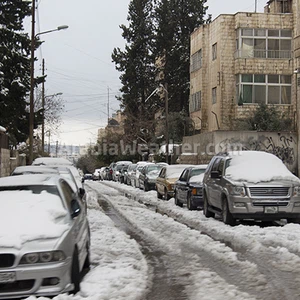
[79,180,300,300]
[40,180,300,300]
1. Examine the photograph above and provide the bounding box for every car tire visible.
[187,193,197,210]
[174,192,183,207]
[70,248,81,294]
[157,191,163,199]
[144,182,149,192]
[164,189,170,200]
[222,198,236,226]
[203,192,214,218]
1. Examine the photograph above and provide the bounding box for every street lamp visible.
[29,0,68,164]
[41,92,63,152]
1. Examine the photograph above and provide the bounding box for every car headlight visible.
[20,251,66,265]
[294,186,300,196]
[228,186,245,196]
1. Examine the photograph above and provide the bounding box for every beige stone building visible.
[189,0,298,132]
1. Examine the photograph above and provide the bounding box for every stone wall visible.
[0,148,11,177]
[179,130,297,173]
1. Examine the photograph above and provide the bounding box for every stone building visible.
[189,0,297,132]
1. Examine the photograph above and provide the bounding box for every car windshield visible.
[190,168,206,177]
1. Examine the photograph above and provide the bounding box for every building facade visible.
[189,0,298,132]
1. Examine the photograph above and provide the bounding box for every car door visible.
[60,179,89,268]
[176,169,189,202]
[207,158,222,207]
[156,167,166,195]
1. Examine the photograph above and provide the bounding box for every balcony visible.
[234,49,293,59]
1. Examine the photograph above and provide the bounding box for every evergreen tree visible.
[0,0,32,146]
[112,0,158,143]
[154,0,209,113]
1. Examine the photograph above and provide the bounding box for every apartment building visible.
[189,0,298,132]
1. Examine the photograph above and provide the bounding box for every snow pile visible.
[225,151,300,183]
[0,125,6,133]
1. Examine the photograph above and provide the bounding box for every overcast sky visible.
[25,0,266,147]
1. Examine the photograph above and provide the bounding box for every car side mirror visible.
[211,171,221,179]
[71,199,81,218]
[81,177,85,183]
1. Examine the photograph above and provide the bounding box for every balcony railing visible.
[0,134,9,149]
[234,49,293,59]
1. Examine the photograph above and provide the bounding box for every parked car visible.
[112,161,132,182]
[107,162,116,181]
[202,151,300,225]
[156,164,193,200]
[99,167,109,180]
[174,165,208,210]
[139,164,163,191]
[11,166,59,176]
[127,164,137,186]
[118,165,129,183]
[83,173,93,181]
[93,168,102,181]
[132,162,149,188]
[0,174,90,297]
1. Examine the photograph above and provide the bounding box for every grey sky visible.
[26,0,266,146]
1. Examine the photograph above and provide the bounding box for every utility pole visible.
[107,86,110,123]
[41,58,45,153]
[29,0,36,164]
[164,83,169,164]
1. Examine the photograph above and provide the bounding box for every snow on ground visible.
[26,179,300,300]
[87,180,300,299]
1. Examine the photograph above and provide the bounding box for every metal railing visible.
[234,49,293,59]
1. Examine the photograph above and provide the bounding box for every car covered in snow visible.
[0,175,90,298]
[174,164,208,210]
[139,163,163,191]
[202,151,300,225]
[156,164,193,200]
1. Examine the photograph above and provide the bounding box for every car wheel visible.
[222,198,236,226]
[203,192,214,218]
[70,248,81,294]
[187,193,197,210]
[157,191,163,199]
[144,182,149,192]
[164,189,170,200]
[174,192,183,207]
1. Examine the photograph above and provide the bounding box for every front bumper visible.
[0,258,72,299]
[191,195,204,207]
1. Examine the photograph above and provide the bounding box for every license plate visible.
[264,206,278,214]
[0,272,16,283]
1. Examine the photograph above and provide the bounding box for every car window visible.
[179,169,189,182]
[60,180,74,211]
[158,168,166,178]
[217,159,225,175]
[211,158,221,172]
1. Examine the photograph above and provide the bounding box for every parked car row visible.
[0,157,91,299]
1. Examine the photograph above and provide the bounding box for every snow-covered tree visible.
[0,0,32,146]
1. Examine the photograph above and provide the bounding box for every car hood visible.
[0,191,69,249]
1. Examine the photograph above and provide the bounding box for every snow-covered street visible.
[37,180,300,300]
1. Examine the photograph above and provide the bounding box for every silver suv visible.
[202,151,300,225]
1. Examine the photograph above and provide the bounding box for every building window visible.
[189,91,201,112]
[235,28,292,59]
[212,43,217,60]
[236,74,291,105]
[191,50,202,72]
[212,87,217,104]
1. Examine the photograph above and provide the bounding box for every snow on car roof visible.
[12,166,59,175]
[32,157,73,166]
[225,151,300,184]
[165,164,193,178]
[0,189,68,249]
[0,174,59,187]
